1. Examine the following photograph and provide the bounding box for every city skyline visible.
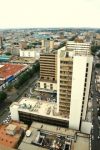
[0,0,100,29]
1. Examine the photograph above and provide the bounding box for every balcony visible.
[60,63,73,67]
[60,101,70,105]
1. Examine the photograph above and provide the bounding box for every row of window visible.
[37,82,53,90]
[41,76,55,81]
[60,71,72,74]
[81,63,89,117]
[60,61,73,64]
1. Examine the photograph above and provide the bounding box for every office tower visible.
[41,39,54,51]
[57,42,93,130]
[37,52,57,91]
[20,41,27,49]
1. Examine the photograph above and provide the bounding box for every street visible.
[0,74,39,123]
[91,59,100,150]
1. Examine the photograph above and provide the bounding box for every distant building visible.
[19,48,40,60]
[41,39,54,51]
[0,54,12,62]
[20,41,27,49]
[94,33,100,46]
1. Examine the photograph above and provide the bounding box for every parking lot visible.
[2,112,11,124]
[29,90,57,102]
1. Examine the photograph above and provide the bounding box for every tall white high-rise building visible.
[57,42,93,130]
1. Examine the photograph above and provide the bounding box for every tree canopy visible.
[95,63,100,68]
[14,62,40,89]
[0,91,7,103]
[91,45,100,54]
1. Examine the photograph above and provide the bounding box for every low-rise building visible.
[20,48,40,60]
[0,63,28,90]
[0,121,28,149]
[10,97,68,127]
[18,121,89,150]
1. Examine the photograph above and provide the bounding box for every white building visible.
[66,41,91,55]
[57,42,93,132]
[20,48,40,60]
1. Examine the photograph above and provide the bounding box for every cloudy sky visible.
[0,0,100,28]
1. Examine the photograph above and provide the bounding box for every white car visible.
[98,136,100,139]
[92,135,94,140]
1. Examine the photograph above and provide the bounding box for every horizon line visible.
[0,27,100,30]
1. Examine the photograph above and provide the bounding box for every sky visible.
[0,0,100,29]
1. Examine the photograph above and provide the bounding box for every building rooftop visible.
[0,55,12,62]
[73,133,89,150]
[18,122,89,150]
[10,56,36,64]
[0,63,28,80]
[0,144,15,150]
[10,97,68,120]
[6,124,17,131]
[0,120,28,148]
[18,122,75,150]
[20,47,40,51]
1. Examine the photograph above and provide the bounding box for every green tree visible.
[97,53,100,58]
[95,63,100,68]
[6,84,13,91]
[5,52,11,55]
[91,45,100,54]
[14,61,40,89]
[0,91,7,103]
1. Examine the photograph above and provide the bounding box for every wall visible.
[20,49,35,57]
[10,104,19,121]
[82,56,93,120]
[81,121,92,134]
[38,81,57,91]
[57,49,61,112]
[69,56,88,130]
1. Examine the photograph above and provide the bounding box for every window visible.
[50,84,53,90]
[53,78,55,81]
[86,68,88,73]
[86,63,89,67]
[83,96,85,100]
[23,52,24,57]
[37,82,40,88]
[84,87,86,92]
[47,77,49,80]
[28,52,30,57]
[85,78,87,83]
[83,92,85,97]
[44,83,46,89]
[85,73,88,77]
[84,83,86,87]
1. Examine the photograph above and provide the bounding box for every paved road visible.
[91,60,100,150]
[0,74,39,123]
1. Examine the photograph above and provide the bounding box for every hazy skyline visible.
[0,0,100,29]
